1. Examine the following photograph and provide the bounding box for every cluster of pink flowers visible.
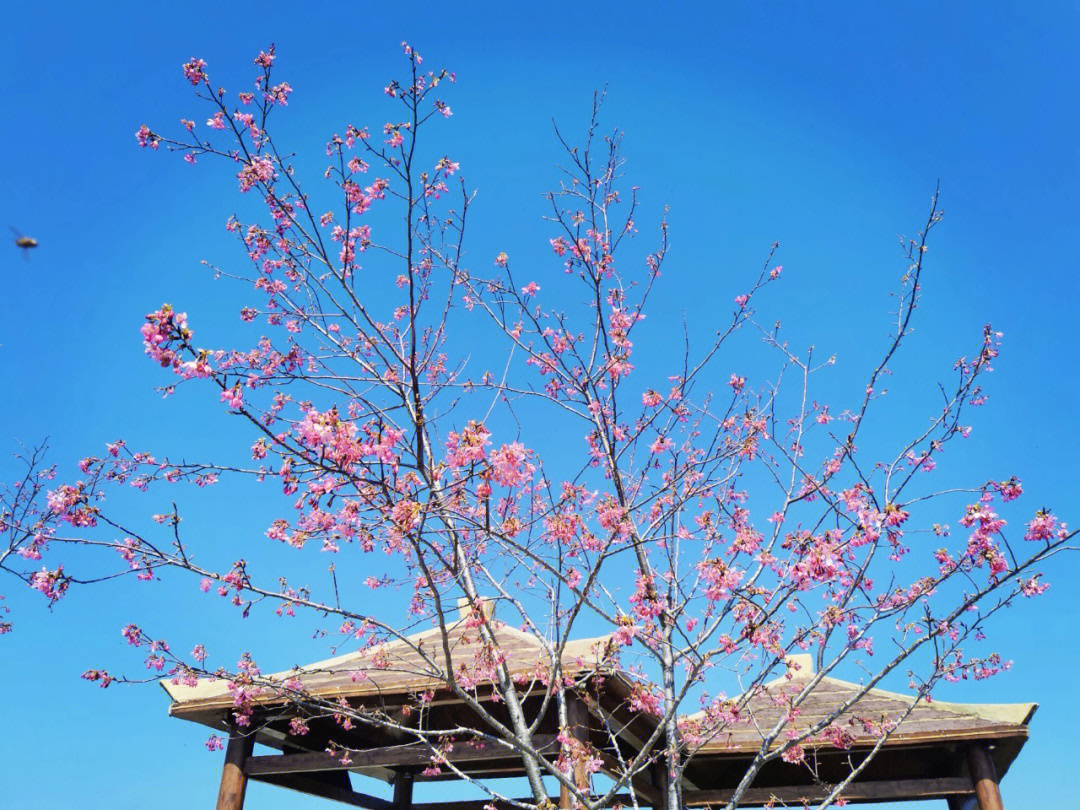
[1020,575,1049,597]
[780,742,806,764]
[46,483,97,527]
[782,530,845,589]
[390,499,422,536]
[837,485,886,547]
[628,572,666,621]
[179,356,213,379]
[959,497,1008,577]
[595,496,634,541]
[541,511,581,550]
[233,112,262,141]
[81,669,116,688]
[297,407,357,454]
[1025,509,1065,542]
[627,683,663,716]
[293,409,404,474]
[680,697,741,747]
[141,305,191,370]
[340,176,389,216]
[727,412,769,461]
[16,529,50,561]
[205,735,225,751]
[29,565,68,603]
[554,728,603,782]
[994,476,1023,501]
[330,223,371,267]
[820,722,857,750]
[549,234,602,274]
[697,557,744,601]
[883,503,910,527]
[265,81,292,105]
[220,386,244,410]
[237,156,276,192]
[641,389,663,408]
[135,125,160,150]
[444,421,491,467]
[488,442,535,487]
[182,57,207,85]
[606,306,639,352]
[649,436,674,454]
[121,623,144,646]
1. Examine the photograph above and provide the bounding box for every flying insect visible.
[11,227,38,251]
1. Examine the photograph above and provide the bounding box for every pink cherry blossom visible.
[182,58,207,85]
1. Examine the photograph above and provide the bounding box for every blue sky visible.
[2,2,1078,808]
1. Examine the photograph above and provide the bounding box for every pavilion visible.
[163,606,1032,810]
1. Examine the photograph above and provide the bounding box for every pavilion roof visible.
[165,629,1035,760]
[162,609,620,728]
[689,654,1036,757]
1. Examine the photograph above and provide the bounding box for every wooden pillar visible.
[394,771,415,810]
[650,755,671,810]
[216,732,255,810]
[966,745,1004,810]
[559,694,591,809]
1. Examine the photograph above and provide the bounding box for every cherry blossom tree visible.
[1,44,1073,810]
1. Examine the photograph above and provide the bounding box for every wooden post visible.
[216,732,255,810]
[394,771,415,810]
[650,755,671,810]
[559,694,591,809]
[966,745,1004,810]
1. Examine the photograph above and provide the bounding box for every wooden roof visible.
[692,654,1036,756]
[165,628,1034,756]
[163,609,619,728]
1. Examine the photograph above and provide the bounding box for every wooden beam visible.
[250,771,392,809]
[216,732,255,810]
[246,735,559,776]
[683,777,974,806]
[411,794,635,810]
[412,764,537,781]
[689,726,1028,757]
[967,745,1005,810]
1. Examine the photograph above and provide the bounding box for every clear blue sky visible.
[2,2,1078,808]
